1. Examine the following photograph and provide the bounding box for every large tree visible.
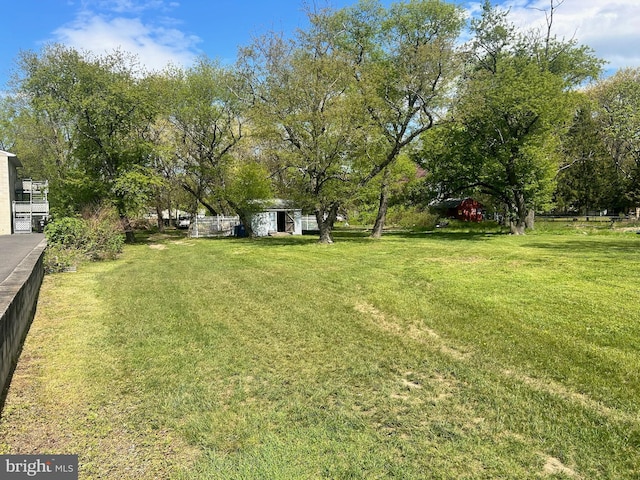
[590,68,640,210]
[14,45,167,241]
[418,1,602,234]
[554,100,625,215]
[330,0,465,237]
[238,18,369,243]
[167,57,272,237]
[239,0,464,243]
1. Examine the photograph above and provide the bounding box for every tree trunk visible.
[226,198,255,238]
[238,211,255,238]
[316,203,339,244]
[525,209,535,230]
[371,167,390,239]
[181,183,218,216]
[155,204,165,232]
[509,220,526,235]
[120,215,136,243]
[509,192,527,235]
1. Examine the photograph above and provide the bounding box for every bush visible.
[82,206,125,260]
[348,206,439,230]
[43,244,84,274]
[385,206,439,230]
[44,217,89,249]
[44,206,125,273]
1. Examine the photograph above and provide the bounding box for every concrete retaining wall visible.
[0,239,47,401]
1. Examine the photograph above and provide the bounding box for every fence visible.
[301,215,318,231]
[189,216,241,238]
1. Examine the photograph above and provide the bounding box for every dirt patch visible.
[502,369,633,424]
[148,244,167,250]
[146,233,174,242]
[354,301,472,361]
[543,456,578,477]
[401,378,423,390]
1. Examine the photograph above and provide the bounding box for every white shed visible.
[250,199,303,237]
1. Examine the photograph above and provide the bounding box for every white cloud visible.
[495,0,640,72]
[51,2,199,73]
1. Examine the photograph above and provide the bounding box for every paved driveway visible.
[0,234,46,284]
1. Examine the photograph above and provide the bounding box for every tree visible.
[14,45,167,241]
[238,19,368,243]
[590,68,640,209]
[239,0,464,243]
[225,160,274,236]
[330,0,465,238]
[166,58,273,235]
[554,100,625,214]
[418,1,602,234]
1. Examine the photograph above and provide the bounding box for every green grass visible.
[2,228,640,478]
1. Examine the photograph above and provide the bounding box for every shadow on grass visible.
[131,226,510,248]
[133,228,190,244]
[523,237,640,256]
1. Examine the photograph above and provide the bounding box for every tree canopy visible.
[8,0,634,242]
[417,1,602,234]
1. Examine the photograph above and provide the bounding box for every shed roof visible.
[252,198,300,211]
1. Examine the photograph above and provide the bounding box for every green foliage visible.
[44,207,124,273]
[590,68,640,206]
[419,1,602,234]
[13,45,168,239]
[555,101,626,214]
[239,0,465,242]
[384,205,439,230]
[225,161,273,214]
[44,217,89,249]
[3,3,619,243]
[112,165,167,217]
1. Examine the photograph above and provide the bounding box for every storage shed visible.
[250,199,303,236]
[431,198,483,222]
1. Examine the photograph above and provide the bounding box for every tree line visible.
[0,0,636,242]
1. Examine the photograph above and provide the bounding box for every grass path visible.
[1,229,640,478]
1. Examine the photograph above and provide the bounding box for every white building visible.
[250,199,302,237]
[0,151,21,235]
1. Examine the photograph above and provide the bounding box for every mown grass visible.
[1,227,640,478]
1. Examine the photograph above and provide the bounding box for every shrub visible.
[385,206,439,230]
[44,206,125,273]
[348,206,439,230]
[43,244,84,274]
[82,206,125,260]
[44,217,89,249]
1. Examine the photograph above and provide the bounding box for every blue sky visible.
[2,0,639,90]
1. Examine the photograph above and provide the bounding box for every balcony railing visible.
[13,201,50,214]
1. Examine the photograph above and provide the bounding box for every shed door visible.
[285,211,296,233]
[277,211,286,232]
[276,211,296,232]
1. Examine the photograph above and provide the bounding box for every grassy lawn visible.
[1,225,640,478]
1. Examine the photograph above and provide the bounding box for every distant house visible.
[0,151,22,235]
[430,198,484,222]
[250,199,303,236]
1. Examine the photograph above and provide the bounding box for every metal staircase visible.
[13,179,49,234]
